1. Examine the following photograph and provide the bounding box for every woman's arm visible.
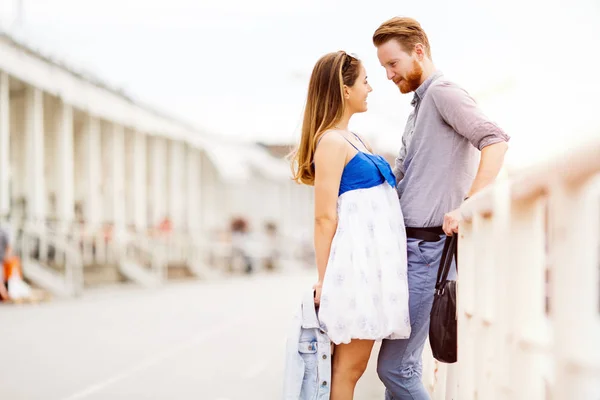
[313,133,347,300]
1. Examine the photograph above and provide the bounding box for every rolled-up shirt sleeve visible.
[430,81,510,150]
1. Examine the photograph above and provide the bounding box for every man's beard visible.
[397,59,423,94]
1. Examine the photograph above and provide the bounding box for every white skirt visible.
[318,183,411,345]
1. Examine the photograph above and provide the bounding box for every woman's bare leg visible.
[331,339,374,399]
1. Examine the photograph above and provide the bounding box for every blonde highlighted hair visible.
[290,51,361,186]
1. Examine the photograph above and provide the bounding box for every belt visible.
[405,226,445,242]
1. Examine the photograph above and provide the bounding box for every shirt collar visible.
[411,70,443,106]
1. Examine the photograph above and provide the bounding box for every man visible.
[373,17,510,399]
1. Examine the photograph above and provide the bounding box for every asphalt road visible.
[0,269,386,399]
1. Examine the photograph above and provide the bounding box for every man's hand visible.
[443,208,462,236]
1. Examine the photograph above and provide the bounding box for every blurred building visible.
[0,33,314,296]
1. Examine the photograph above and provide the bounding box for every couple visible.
[289,17,510,399]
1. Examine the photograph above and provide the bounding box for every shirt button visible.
[322,354,327,360]
[322,381,328,386]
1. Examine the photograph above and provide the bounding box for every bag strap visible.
[435,234,458,292]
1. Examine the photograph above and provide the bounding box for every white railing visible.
[64,222,120,266]
[123,231,166,276]
[424,137,600,399]
[16,221,84,296]
[5,216,316,294]
[133,231,223,277]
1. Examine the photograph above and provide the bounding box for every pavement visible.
[0,268,386,399]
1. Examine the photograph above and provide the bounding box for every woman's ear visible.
[343,85,350,99]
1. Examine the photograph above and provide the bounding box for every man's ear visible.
[414,43,426,61]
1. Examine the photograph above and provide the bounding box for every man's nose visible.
[386,69,395,81]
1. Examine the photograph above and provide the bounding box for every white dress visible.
[318,148,411,345]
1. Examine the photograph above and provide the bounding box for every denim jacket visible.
[282,290,332,399]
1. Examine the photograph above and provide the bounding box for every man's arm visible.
[431,81,510,235]
[465,141,508,198]
[430,81,510,151]
[393,135,409,184]
[442,142,508,235]
[392,152,405,183]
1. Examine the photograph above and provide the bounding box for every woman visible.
[291,51,411,398]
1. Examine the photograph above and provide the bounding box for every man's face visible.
[377,40,423,94]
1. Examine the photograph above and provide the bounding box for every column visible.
[167,140,184,231]
[104,123,125,233]
[147,136,167,228]
[129,131,147,232]
[10,95,25,222]
[185,146,201,233]
[81,115,102,227]
[198,151,223,234]
[278,182,292,237]
[0,72,9,218]
[24,86,44,223]
[54,101,74,230]
[198,151,213,233]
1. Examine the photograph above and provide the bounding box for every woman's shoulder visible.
[314,130,349,168]
[316,129,347,151]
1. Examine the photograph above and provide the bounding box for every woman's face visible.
[345,65,372,114]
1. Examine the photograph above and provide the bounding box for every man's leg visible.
[377,236,447,399]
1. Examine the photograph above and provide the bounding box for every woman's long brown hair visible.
[290,51,361,185]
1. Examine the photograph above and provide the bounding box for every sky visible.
[1,0,599,169]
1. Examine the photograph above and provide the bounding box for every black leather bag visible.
[429,234,458,363]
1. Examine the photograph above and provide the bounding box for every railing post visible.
[432,360,448,400]
[508,195,549,399]
[74,252,85,296]
[472,212,496,400]
[445,363,458,399]
[491,181,512,399]
[457,217,476,399]
[550,174,600,399]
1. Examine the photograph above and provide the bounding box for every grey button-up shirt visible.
[394,71,510,228]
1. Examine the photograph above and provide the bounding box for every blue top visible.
[314,132,396,197]
[339,151,396,196]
